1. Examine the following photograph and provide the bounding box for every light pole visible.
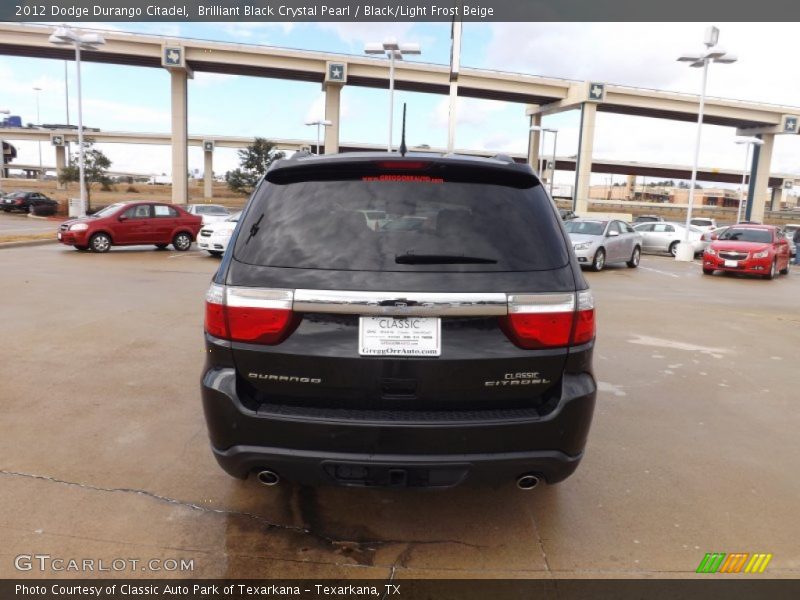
[734,136,763,223]
[0,108,9,194]
[304,119,332,154]
[364,38,421,152]
[530,125,558,197]
[48,26,105,217]
[33,87,43,179]
[675,26,737,261]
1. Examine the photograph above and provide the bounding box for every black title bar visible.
[4,0,800,22]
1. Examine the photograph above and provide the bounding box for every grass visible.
[0,231,56,244]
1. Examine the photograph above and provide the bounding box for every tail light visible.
[205,284,298,345]
[502,291,595,349]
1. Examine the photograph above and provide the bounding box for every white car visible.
[186,204,231,225]
[197,211,241,256]
[689,217,717,233]
[633,221,705,256]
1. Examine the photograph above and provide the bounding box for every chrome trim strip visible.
[508,293,576,314]
[293,289,508,316]
[226,287,293,310]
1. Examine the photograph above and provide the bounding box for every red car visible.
[58,202,202,253]
[703,224,791,279]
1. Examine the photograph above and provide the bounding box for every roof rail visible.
[490,153,515,164]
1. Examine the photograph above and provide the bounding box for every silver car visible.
[633,221,704,257]
[564,218,643,271]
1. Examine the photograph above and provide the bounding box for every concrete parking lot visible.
[0,212,57,236]
[1,243,798,580]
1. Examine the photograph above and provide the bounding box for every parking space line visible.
[638,266,680,278]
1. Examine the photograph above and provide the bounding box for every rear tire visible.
[591,248,606,272]
[155,243,169,250]
[668,241,679,257]
[172,232,192,251]
[89,232,111,253]
[626,246,641,268]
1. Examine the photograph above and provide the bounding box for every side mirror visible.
[118,215,128,222]
[710,233,718,240]
[607,230,620,237]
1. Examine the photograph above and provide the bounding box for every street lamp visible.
[33,87,43,179]
[48,25,105,217]
[364,38,421,152]
[304,119,332,155]
[734,136,763,223]
[0,108,9,195]
[530,125,558,197]
[674,25,737,261]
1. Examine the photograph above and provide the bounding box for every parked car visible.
[197,211,241,256]
[690,217,717,232]
[782,223,799,257]
[563,218,642,271]
[201,152,597,489]
[57,201,202,253]
[633,221,704,256]
[699,225,730,252]
[633,215,664,223]
[355,209,388,230]
[2,191,59,215]
[703,224,791,279]
[185,204,231,225]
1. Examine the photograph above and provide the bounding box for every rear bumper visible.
[201,366,596,488]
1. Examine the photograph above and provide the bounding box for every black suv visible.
[201,153,597,489]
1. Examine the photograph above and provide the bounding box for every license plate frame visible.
[358,316,441,357]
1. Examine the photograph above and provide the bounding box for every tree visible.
[225,138,285,193]
[57,139,112,211]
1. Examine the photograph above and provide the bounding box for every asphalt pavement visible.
[1,244,798,579]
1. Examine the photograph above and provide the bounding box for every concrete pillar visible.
[573,102,597,214]
[203,150,213,198]
[324,84,342,154]
[746,133,774,223]
[55,145,67,190]
[527,113,541,171]
[778,181,794,209]
[170,69,188,205]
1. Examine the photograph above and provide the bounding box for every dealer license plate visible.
[57,232,62,240]
[358,316,441,357]
[724,259,738,267]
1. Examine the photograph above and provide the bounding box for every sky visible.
[2,21,799,189]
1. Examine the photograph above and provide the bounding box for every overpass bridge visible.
[1,20,799,220]
[2,127,797,206]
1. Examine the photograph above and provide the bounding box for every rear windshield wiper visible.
[244,214,264,245]
[395,253,497,265]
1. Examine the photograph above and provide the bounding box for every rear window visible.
[234,175,568,272]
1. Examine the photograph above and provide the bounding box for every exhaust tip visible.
[256,470,280,486]
[517,474,540,490]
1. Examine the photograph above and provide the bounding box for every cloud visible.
[316,23,417,50]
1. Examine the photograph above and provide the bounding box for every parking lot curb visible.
[0,238,56,249]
